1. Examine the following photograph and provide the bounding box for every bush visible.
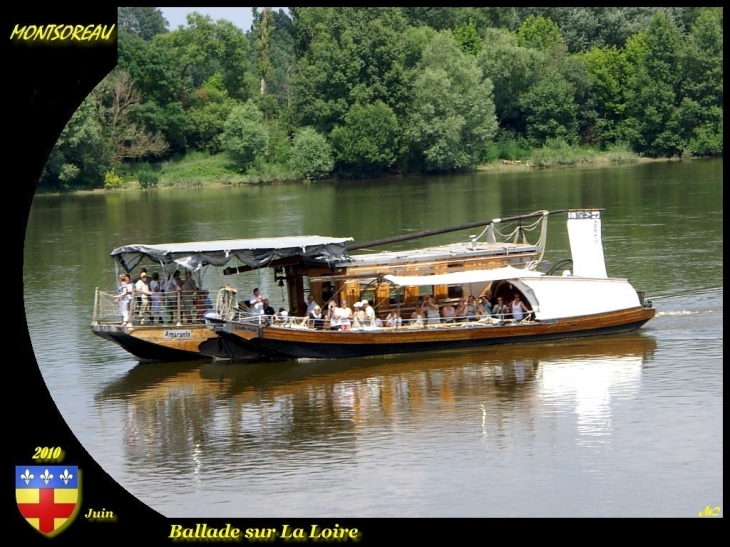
[138,165,160,189]
[104,169,123,189]
[289,127,334,180]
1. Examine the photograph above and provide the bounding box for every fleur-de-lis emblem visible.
[21,469,34,485]
[60,469,73,485]
[40,469,53,485]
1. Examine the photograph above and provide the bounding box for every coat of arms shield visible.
[16,466,80,536]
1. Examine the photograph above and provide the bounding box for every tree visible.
[40,98,109,190]
[517,14,564,51]
[519,70,578,145]
[330,101,399,177]
[404,32,498,172]
[453,19,483,56]
[92,68,169,163]
[118,7,168,40]
[289,127,334,180]
[477,28,543,132]
[623,12,684,156]
[220,101,269,171]
[156,12,250,101]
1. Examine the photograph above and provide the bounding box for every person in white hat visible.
[362,299,375,328]
[352,301,364,329]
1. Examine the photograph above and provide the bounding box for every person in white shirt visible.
[249,288,265,315]
[306,294,319,316]
[362,299,376,327]
[135,271,151,324]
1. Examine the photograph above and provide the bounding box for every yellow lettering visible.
[81,24,93,41]
[101,24,115,40]
[169,524,182,538]
[10,24,24,39]
[88,25,102,41]
[71,24,82,40]
[23,25,37,40]
[60,25,72,40]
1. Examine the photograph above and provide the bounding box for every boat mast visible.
[345,209,566,251]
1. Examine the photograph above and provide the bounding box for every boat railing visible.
[230,312,534,331]
[92,287,230,326]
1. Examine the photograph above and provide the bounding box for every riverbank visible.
[35,149,705,195]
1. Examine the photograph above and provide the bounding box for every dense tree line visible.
[40,7,722,190]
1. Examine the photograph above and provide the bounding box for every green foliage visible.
[156,13,250,101]
[404,32,498,172]
[453,20,483,56]
[623,12,685,156]
[517,15,564,51]
[519,71,578,146]
[483,131,532,162]
[330,101,400,177]
[40,97,109,190]
[289,127,334,180]
[528,138,598,166]
[220,101,270,172]
[137,164,160,188]
[118,7,168,40]
[104,169,124,189]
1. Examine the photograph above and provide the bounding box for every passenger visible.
[465,295,477,321]
[425,297,441,326]
[307,305,325,330]
[306,294,319,316]
[322,283,335,305]
[277,308,289,323]
[441,300,456,323]
[181,271,198,323]
[362,299,376,328]
[352,301,364,329]
[410,308,424,328]
[455,298,467,323]
[134,270,151,324]
[166,270,183,323]
[325,301,338,330]
[374,317,384,327]
[249,288,265,316]
[386,310,402,328]
[493,296,509,321]
[511,294,530,322]
[335,299,352,331]
[149,272,164,324]
[483,289,496,308]
[263,298,276,318]
[479,295,493,317]
[115,273,133,326]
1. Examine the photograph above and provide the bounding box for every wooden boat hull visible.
[91,323,253,362]
[216,307,656,360]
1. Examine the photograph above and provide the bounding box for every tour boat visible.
[90,235,354,362]
[210,209,656,360]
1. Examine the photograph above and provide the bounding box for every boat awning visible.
[383,266,544,287]
[111,236,353,272]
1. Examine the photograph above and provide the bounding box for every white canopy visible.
[384,266,544,287]
[111,235,353,272]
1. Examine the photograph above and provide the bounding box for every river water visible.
[23,159,722,519]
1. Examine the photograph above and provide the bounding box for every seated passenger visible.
[307,305,325,329]
[352,301,364,329]
[441,300,456,323]
[425,297,441,326]
[386,310,402,328]
[455,298,467,322]
[465,295,478,321]
[478,295,492,317]
[493,297,509,320]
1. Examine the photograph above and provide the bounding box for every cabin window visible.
[447,285,464,299]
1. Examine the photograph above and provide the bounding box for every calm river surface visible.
[24,159,722,518]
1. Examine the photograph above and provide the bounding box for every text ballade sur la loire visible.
[169,523,362,541]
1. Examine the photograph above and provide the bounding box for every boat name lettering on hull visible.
[234,323,261,334]
[164,330,193,339]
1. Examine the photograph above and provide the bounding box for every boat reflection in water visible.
[96,334,657,468]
